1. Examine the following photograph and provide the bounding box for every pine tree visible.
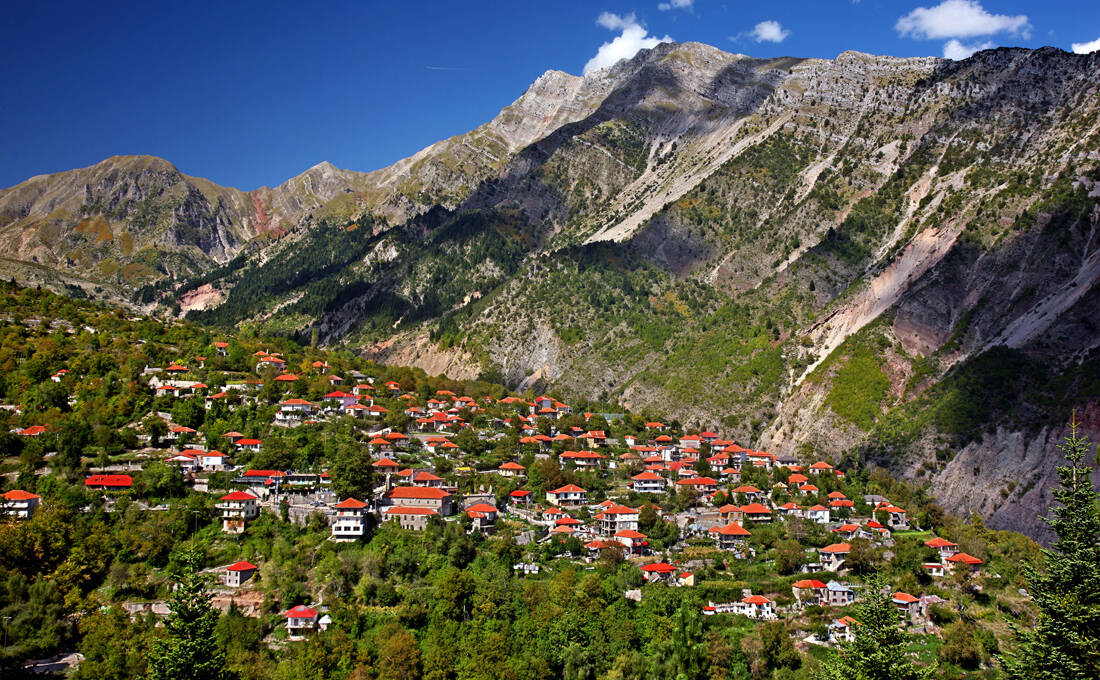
[814,573,936,680]
[148,547,229,680]
[1001,418,1100,679]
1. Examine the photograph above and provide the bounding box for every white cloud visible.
[942,38,995,60]
[896,0,1030,40]
[584,13,673,75]
[658,0,693,11]
[1072,36,1100,54]
[751,20,790,44]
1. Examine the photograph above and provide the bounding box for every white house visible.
[331,498,369,541]
[225,560,258,587]
[630,470,666,494]
[200,450,229,470]
[285,605,320,633]
[1,490,40,519]
[277,398,313,422]
[819,543,851,571]
[218,491,260,534]
[546,484,587,506]
[594,503,639,535]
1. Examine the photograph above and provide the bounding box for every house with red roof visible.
[218,491,260,533]
[331,498,369,541]
[465,503,499,533]
[630,470,666,494]
[595,503,639,535]
[384,506,439,530]
[546,484,587,507]
[199,450,229,470]
[18,425,48,437]
[285,605,320,633]
[819,543,851,571]
[235,438,262,452]
[225,561,258,587]
[717,504,744,524]
[640,562,678,583]
[372,457,400,476]
[1,490,41,519]
[709,522,751,553]
[613,529,647,554]
[508,489,532,506]
[792,579,828,605]
[731,484,764,501]
[946,552,983,575]
[892,592,921,619]
[381,486,454,516]
[277,398,313,422]
[740,503,772,522]
[497,461,526,478]
[412,470,445,488]
[924,536,960,558]
[830,615,859,643]
[560,450,606,469]
[881,505,910,530]
[741,594,777,620]
[809,461,834,474]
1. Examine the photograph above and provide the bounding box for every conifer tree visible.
[1001,418,1100,679]
[814,573,936,680]
[148,547,228,680]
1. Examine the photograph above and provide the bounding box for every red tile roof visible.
[946,552,983,565]
[925,537,958,548]
[2,490,40,501]
[334,498,368,509]
[84,474,132,488]
[793,579,827,589]
[385,486,451,500]
[385,506,438,516]
[548,484,586,494]
[710,522,751,536]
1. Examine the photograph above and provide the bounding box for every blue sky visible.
[1,0,1097,191]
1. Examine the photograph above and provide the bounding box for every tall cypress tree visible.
[148,547,229,680]
[814,573,936,680]
[1002,419,1100,679]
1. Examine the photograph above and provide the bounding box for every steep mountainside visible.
[2,42,1098,540]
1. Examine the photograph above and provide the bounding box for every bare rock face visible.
[929,403,1100,542]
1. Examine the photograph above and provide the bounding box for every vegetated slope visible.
[5,42,1099,540]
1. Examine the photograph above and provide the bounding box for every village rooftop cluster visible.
[4,339,985,645]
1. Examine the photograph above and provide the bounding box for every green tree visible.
[143,415,168,448]
[148,547,229,680]
[814,573,936,680]
[376,622,421,680]
[760,621,801,672]
[1001,419,1100,679]
[940,621,982,669]
[774,539,806,575]
[330,441,374,502]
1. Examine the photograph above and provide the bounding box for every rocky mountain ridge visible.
[1,42,1098,540]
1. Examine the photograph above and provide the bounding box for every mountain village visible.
[3,338,989,653]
